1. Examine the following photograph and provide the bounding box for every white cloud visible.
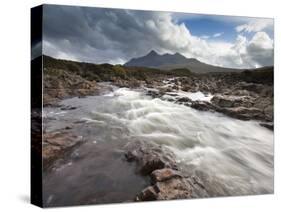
[142,13,273,68]
[249,31,273,49]
[213,32,224,37]
[200,32,223,40]
[245,32,274,67]
[236,19,273,33]
[200,35,210,39]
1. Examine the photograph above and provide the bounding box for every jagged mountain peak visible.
[124,50,241,73]
[147,50,158,56]
[124,50,192,68]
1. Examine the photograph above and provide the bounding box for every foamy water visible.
[162,90,213,102]
[107,88,274,195]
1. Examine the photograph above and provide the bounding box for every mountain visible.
[125,50,189,67]
[124,50,243,73]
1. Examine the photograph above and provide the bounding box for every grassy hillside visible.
[43,55,190,82]
[43,55,273,82]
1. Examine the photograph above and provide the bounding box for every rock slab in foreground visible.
[43,131,84,170]
[124,141,208,201]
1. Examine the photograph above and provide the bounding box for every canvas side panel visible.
[31,5,43,208]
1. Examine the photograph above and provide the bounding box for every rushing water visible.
[43,83,273,207]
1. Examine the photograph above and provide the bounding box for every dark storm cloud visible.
[247,45,274,67]
[43,5,164,64]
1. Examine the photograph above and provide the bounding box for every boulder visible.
[181,85,192,92]
[236,82,264,93]
[260,122,274,131]
[151,168,181,183]
[146,89,161,98]
[219,107,264,121]
[125,141,208,201]
[211,95,254,108]
[136,186,158,201]
[44,132,83,148]
[124,141,177,175]
[263,105,273,121]
[175,97,192,104]
[211,95,235,108]
[154,177,192,200]
[191,101,216,111]
[232,89,250,96]
[136,176,192,201]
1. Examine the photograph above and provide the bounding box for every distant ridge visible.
[124,50,245,73]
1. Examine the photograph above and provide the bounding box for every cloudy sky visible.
[41,4,274,68]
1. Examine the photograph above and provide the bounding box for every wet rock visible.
[181,85,192,92]
[159,87,173,94]
[154,177,192,200]
[60,105,77,110]
[151,168,181,183]
[125,141,208,201]
[219,107,264,121]
[252,97,273,121]
[136,176,192,201]
[190,97,269,122]
[113,78,142,88]
[44,132,83,148]
[175,97,192,104]
[191,101,216,112]
[164,77,273,122]
[146,79,164,88]
[43,131,84,169]
[232,89,250,96]
[236,82,264,93]
[260,86,273,97]
[211,95,234,107]
[136,186,158,201]
[172,85,179,90]
[211,95,254,108]
[166,93,179,97]
[146,89,161,98]
[263,105,273,121]
[260,122,274,130]
[125,149,138,162]
[42,144,62,165]
[125,141,177,175]
[187,176,209,198]
[43,93,58,106]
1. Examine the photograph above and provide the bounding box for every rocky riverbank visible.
[145,69,273,130]
[42,55,172,106]
[43,67,100,106]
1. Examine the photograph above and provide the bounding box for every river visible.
[42,83,274,207]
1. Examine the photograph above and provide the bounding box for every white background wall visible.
[0,0,280,211]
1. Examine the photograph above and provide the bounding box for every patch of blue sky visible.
[173,13,273,42]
